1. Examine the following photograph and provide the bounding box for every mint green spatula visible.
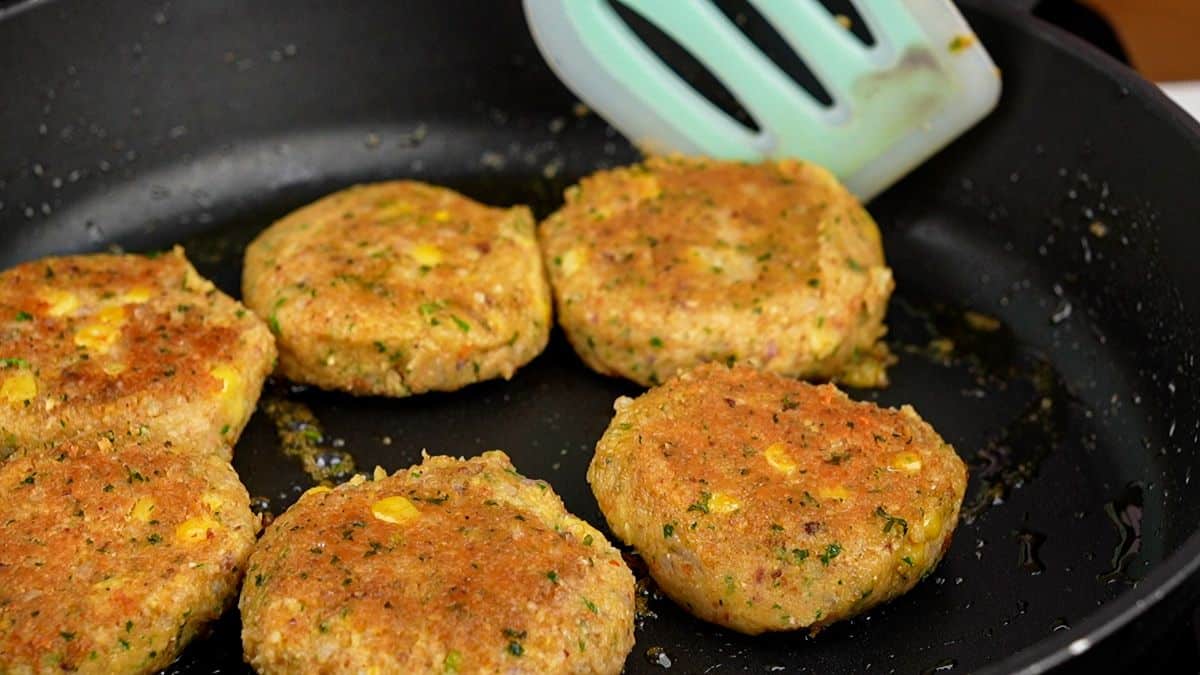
[524,0,1001,200]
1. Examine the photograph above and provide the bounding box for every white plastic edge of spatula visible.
[525,0,1001,201]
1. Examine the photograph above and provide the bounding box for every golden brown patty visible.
[0,247,275,460]
[0,437,259,674]
[588,363,966,634]
[242,181,552,397]
[241,451,635,674]
[539,156,895,388]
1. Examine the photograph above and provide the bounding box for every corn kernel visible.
[909,508,944,545]
[42,290,79,317]
[890,451,922,474]
[1,372,37,404]
[433,209,451,222]
[75,323,121,353]
[818,485,852,501]
[631,174,661,200]
[764,443,797,475]
[411,243,444,267]
[176,515,221,543]
[302,485,331,499]
[373,466,388,481]
[560,247,587,276]
[129,496,156,523]
[75,306,128,353]
[92,576,126,592]
[371,495,420,525]
[708,492,741,514]
[118,286,154,304]
[210,364,246,422]
[375,201,413,220]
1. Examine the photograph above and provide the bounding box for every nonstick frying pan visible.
[2,1,1199,673]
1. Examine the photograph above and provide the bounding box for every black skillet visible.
[2,1,1199,672]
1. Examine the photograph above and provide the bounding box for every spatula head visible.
[525,0,1000,200]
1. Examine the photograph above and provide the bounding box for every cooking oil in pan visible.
[259,382,358,485]
[1099,481,1144,585]
[1014,528,1047,575]
[889,298,1072,526]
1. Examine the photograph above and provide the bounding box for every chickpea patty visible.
[240,451,635,674]
[0,247,275,460]
[539,156,895,388]
[0,437,259,674]
[242,182,552,397]
[588,363,966,634]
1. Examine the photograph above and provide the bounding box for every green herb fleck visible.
[443,649,463,673]
[267,298,285,335]
[20,472,35,485]
[147,533,162,544]
[687,491,712,514]
[582,534,593,547]
[0,357,30,369]
[60,631,75,641]
[450,315,470,333]
[546,570,559,584]
[819,543,842,565]
[583,598,598,614]
[875,506,909,536]
[649,336,663,349]
[663,523,675,538]
[781,395,799,411]
[14,311,32,322]
[901,555,914,567]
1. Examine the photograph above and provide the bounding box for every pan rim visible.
[960,3,1200,673]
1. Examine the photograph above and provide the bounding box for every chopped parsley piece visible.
[147,533,162,544]
[901,555,914,567]
[663,523,675,538]
[267,297,285,335]
[583,598,598,614]
[546,570,559,584]
[14,311,32,322]
[875,506,909,536]
[450,315,470,333]
[582,534,593,546]
[444,649,463,672]
[819,543,842,565]
[687,491,712,514]
[0,357,30,369]
[649,336,663,349]
[780,395,799,411]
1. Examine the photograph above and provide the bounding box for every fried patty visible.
[242,182,552,397]
[539,156,895,388]
[241,451,635,674]
[0,247,275,460]
[588,363,966,634]
[0,437,259,674]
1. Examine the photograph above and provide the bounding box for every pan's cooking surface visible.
[2,1,1200,673]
